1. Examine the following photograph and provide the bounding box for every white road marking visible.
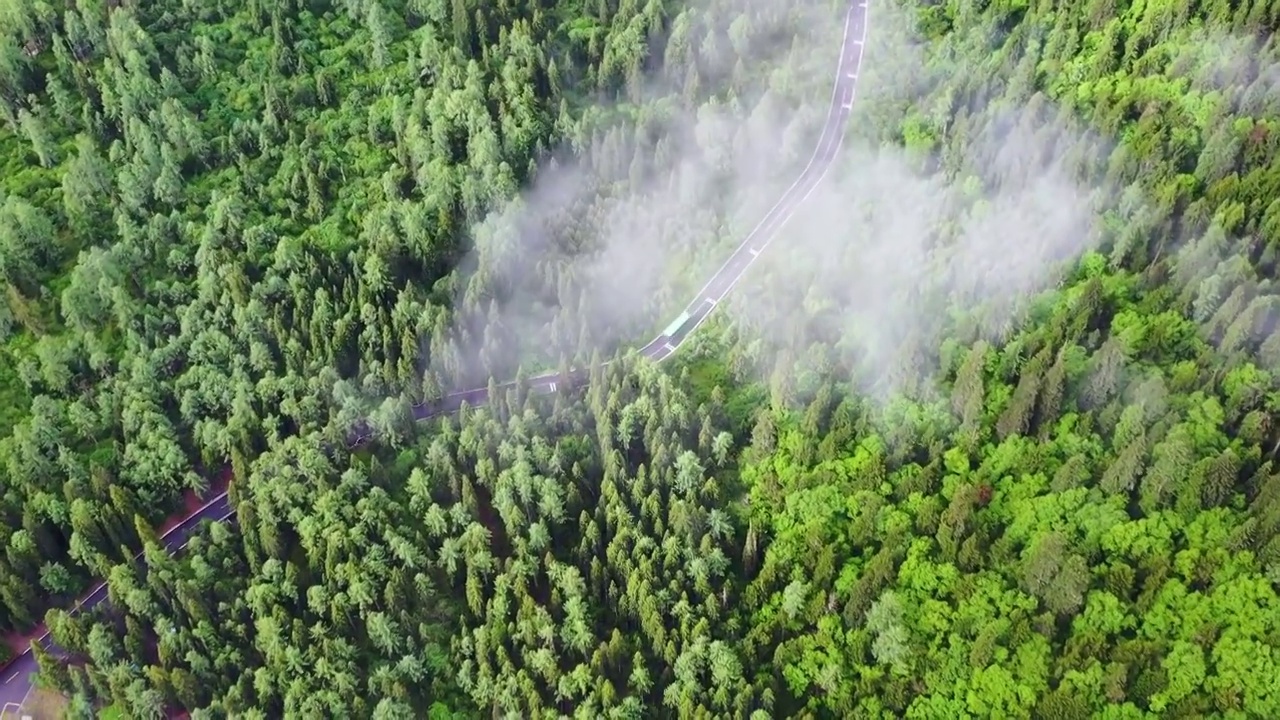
[6,671,19,683]
[548,382,557,392]
[16,683,34,713]
[705,297,717,306]
[0,16,871,702]
[847,72,858,79]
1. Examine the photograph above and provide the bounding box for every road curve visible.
[363,0,871,441]
[0,1,869,709]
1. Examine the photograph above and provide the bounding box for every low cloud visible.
[425,0,1280,410]
[433,0,848,386]
[726,101,1106,400]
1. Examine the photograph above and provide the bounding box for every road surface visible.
[0,0,869,709]
[0,495,235,709]
[362,0,871,440]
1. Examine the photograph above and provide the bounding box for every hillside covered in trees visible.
[1,0,1280,716]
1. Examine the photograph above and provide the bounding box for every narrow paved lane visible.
[0,494,235,709]
[0,0,870,708]
[404,0,871,430]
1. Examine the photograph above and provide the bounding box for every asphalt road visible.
[367,0,871,441]
[0,495,235,709]
[0,0,869,709]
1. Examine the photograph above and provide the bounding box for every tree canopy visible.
[1,0,1279,716]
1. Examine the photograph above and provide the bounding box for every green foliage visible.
[3,0,1280,716]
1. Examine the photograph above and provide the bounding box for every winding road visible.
[0,0,869,711]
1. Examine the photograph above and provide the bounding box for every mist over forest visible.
[436,0,846,388]
[0,0,1278,717]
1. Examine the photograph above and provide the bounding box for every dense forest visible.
[1,0,1280,715]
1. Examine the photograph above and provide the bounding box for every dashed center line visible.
[0,13,870,705]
